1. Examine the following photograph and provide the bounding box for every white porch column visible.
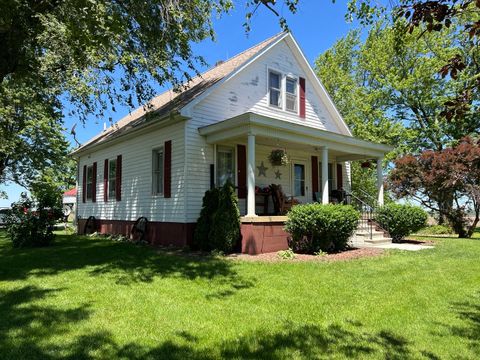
[247,133,257,217]
[321,147,329,204]
[376,157,384,206]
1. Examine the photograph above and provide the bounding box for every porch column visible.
[321,147,329,204]
[376,157,384,206]
[247,133,257,217]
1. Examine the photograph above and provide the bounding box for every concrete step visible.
[354,230,386,239]
[364,237,393,245]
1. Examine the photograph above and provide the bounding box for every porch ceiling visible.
[198,112,393,161]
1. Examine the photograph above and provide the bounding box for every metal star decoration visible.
[274,169,282,180]
[257,161,268,177]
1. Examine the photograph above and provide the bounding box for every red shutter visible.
[337,163,343,190]
[164,141,171,198]
[299,77,306,119]
[237,144,247,199]
[311,156,318,200]
[92,162,97,202]
[82,165,87,203]
[116,155,122,201]
[104,159,109,202]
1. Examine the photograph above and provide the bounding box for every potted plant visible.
[269,149,289,166]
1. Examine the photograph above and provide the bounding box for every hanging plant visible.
[361,161,372,169]
[269,149,289,166]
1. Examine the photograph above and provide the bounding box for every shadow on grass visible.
[0,233,255,297]
[443,292,480,354]
[0,284,443,359]
[0,301,432,360]
[0,285,91,359]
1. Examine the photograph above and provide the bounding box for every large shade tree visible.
[0,0,300,188]
[315,16,479,213]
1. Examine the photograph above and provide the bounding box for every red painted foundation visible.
[77,218,290,254]
[240,221,290,255]
[77,219,195,247]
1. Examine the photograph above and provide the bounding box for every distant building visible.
[62,188,77,222]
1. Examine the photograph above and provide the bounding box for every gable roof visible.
[72,32,287,155]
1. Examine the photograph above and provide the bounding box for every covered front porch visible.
[200,112,391,215]
[199,113,392,254]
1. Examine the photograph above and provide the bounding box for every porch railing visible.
[344,190,390,240]
[344,191,374,239]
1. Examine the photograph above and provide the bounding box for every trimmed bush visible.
[209,183,241,253]
[375,204,428,242]
[193,182,240,253]
[285,203,360,253]
[192,188,220,251]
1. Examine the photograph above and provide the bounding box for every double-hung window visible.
[86,166,93,200]
[152,148,164,195]
[286,77,298,112]
[269,71,282,107]
[108,159,117,199]
[216,146,235,186]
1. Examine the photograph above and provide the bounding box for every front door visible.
[292,161,308,203]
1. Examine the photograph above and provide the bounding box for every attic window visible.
[286,77,297,112]
[269,71,281,107]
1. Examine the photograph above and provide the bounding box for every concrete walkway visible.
[355,242,434,251]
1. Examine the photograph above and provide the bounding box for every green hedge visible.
[193,182,240,253]
[375,204,428,242]
[284,203,360,253]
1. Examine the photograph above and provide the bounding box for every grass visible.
[0,230,479,359]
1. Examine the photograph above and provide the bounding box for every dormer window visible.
[269,71,281,107]
[286,77,298,112]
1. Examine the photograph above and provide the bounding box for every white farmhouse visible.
[72,32,392,253]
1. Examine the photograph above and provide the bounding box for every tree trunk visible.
[466,210,479,238]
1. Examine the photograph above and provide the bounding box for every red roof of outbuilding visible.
[63,188,77,196]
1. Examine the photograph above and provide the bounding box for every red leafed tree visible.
[389,137,480,238]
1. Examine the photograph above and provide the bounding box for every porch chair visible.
[270,184,299,215]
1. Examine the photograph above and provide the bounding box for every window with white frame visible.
[108,159,117,199]
[86,165,93,200]
[152,148,164,195]
[269,71,281,107]
[285,77,298,112]
[216,146,235,186]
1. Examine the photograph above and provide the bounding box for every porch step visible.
[364,237,393,245]
[349,219,392,246]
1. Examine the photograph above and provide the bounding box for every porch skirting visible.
[77,219,195,247]
[77,217,291,255]
[240,216,290,255]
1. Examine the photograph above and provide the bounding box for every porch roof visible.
[198,112,393,161]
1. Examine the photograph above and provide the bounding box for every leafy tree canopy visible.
[0,0,298,187]
[316,17,479,155]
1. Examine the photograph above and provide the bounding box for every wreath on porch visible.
[268,149,289,167]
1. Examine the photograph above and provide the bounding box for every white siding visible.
[189,40,342,133]
[77,121,186,222]
[184,140,346,220]
[184,39,348,222]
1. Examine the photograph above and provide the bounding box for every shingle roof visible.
[73,32,286,154]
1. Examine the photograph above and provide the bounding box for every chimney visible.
[215,60,224,67]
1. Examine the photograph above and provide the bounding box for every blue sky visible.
[0,0,359,207]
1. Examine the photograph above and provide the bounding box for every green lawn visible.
[0,230,479,359]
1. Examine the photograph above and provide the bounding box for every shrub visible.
[285,203,360,254]
[415,224,454,235]
[193,182,240,253]
[5,192,60,248]
[208,182,241,253]
[375,204,428,242]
